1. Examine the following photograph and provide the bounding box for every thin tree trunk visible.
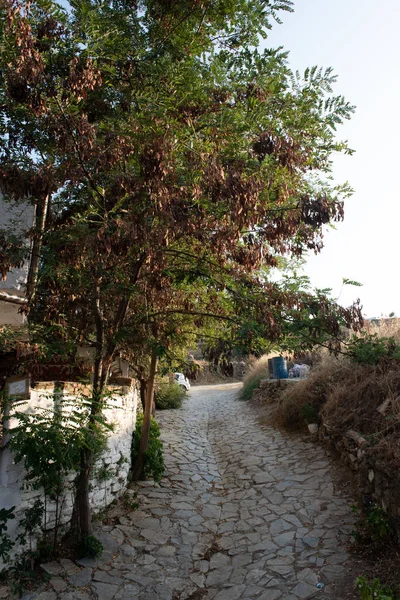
[71,257,146,539]
[139,379,146,412]
[26,194,49,303]
[73,281,104,538]
[132,349,157,481]
[74,448,93,536]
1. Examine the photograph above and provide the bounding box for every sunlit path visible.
[30,384,358,600]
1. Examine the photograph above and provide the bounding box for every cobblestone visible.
[25,382,359,599]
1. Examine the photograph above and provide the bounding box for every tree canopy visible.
[0,0,363,535]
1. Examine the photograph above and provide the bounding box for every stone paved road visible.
[37,383,358,600]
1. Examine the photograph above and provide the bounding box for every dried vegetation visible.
[241,354,273,400]
[272,322,400,467]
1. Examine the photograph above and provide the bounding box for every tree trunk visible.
[132,349,157,481]
[72,449,93,537]
[139,378,146,412]
[71,258,146,540]
[26,194,49,304]
[72,281,105,539]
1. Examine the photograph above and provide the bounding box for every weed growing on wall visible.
[0,507,15,563]
[131,414,164,482]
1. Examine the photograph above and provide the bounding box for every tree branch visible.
[0,292,28,305]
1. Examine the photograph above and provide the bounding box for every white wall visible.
[0,382,138,567]
[0,196,34,326]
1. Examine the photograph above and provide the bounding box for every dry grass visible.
[272,353,400,466]
[272,356,348,430]
[363,317,400,343]
[240,354,274,400]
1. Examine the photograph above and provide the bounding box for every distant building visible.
[0,196,34,327]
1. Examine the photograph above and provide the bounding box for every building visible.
[0,197,34,326]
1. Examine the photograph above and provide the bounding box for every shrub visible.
[348,334,400,365]
[154,382,185,410]
[240,355,271,400]
[356,575,395,600]
[270,351,400,481]
[352,503,392,545]
[131,414,164,482]
[78,535,103,558]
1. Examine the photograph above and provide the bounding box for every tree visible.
[0,0,362,537]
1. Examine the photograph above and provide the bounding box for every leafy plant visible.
[15,500,44,549]
[348,335,400,365]
[95,464,116,483]
[1,501,48,597]
[352,504,392,545]
[0,506,15,562]
[365,505,392,542]
[154,382,185,410]
[131,414,164,482]
[8,552,49,598]
[78,535,103,559]
[356,576,396,600]
[7,392,112,553]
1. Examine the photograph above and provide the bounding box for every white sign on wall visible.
[6,377,30,398]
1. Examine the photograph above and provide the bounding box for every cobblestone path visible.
[37,383,358,600]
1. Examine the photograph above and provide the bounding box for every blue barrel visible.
[271,356,288,379]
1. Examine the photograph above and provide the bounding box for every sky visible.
[263,0,400,318]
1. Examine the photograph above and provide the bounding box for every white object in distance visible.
[174,372,190,392]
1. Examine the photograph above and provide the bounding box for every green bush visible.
[356,576,395,600]
[348,334,400,365]
[78,535,104,559]
[154,382,185,410]
[131,414,164,482]
[352,503,392,545]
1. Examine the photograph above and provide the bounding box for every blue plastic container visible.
[271,356,288,379]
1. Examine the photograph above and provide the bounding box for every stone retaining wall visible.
[251,378,299,404]
[0,382,138,567]
[319,424,400,539]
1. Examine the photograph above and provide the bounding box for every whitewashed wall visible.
[0,196,34,327]
[0,382,138,567]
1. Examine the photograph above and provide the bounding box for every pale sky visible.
[264,0,400,318]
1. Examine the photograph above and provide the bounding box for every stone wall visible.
[319,424,400,539]
[251,378,299,404]
[0,382,138,567]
